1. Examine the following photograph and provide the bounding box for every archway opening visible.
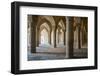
[40,28,49,45]
[59,29,64,45]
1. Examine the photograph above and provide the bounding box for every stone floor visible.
[28,46,87,61]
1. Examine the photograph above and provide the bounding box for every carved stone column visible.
[36,27,40,47]
[54,28,56,48]
[30,16,38,53]
[66,17,74,58]
[49,31,52,44]
[63,30,66,45]
[77,23,81,49]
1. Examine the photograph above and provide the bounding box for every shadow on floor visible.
[28,47,87,61]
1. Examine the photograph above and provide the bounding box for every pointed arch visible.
[40,28,49,44]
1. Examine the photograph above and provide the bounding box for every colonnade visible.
[28,15,87,58]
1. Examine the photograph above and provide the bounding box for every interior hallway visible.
[27,15,88,60]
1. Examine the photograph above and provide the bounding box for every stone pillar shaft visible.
[54,29,56,47]
[30,16,38,53]
[49,31,51,44]
[77,24,81,49]
[64,30,66,45]
[66,17,74,58]
[30,21,36,53]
